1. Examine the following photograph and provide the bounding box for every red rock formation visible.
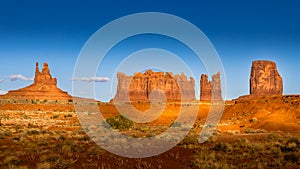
[211,72,222,100]
[114,70,195,102]
[200,72,223,101]
[200,74,211,101]
[0,62,72,100]
[250,60,283,96]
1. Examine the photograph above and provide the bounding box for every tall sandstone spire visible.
[200,72,223,101]
[34,62,57,85]
[0,62,71,100]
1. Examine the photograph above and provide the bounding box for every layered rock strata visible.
[114,70,195,102]
[250,60,283,96]
[200,72,223,101]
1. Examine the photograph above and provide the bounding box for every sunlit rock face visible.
[1,62,71,100]
[114,70,195,102]
[200,72,222,101]
[250,60,283,96]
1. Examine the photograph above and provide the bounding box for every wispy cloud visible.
[9,74,33,81]
[72,77,110,82]
[0,90,7,95]
[0,79,4,82]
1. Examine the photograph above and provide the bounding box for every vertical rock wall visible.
[114,70,195,102]
[200,72,223,101]
[250,60,283,96]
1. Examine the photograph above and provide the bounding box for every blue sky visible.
[0,0,300,101]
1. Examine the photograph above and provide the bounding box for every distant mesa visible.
[200,72,223,101]
[250,60,283,96]
[113,70,195,102]
[0,62,72,100]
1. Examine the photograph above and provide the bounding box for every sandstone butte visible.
[200,72,223,101]
[113,70,195,102]
[0,62,72,101]
[237,60,283,100]
[250,60,283,96]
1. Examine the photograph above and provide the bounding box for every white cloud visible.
[0,90,7,95]
[9,74,33,81]
[72,77,110,82]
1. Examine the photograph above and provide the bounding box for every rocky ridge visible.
[113,70,195,102]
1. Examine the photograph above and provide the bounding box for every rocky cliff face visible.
[0,62,72,100]
[200,74,211,101]
[114,70,195,102]
[250,60,283,96]
[200,72,222,101]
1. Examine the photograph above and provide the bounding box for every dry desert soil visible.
[0,96,300,168]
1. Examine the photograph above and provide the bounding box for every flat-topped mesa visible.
[250,60,283,96]
[200,72,223,101]
[0,62,71,100]
[114,71,195,102]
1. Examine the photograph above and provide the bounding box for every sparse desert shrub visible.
[244,128,266,133]
[87,146,105,157]
[64,114,73,118]
[79,135,90,141]
[281,137,300,152]
[22,114,29,119]
[26,130,39,135]
[105,115,134,131]
[0,133,4,139]
[3,129,12,136]
[71,144,86,153]
[265,133,283,142]
[284,152,300,163]
[226,130,240,135]
[38,141,48,147]
[51,115,59,119]
[45,154,60,163]
[170,121,181,127]
[135,160,152,169]
[3,156,21,166]
[36,162,51,169]
[62,144,72,154]
[213,142,231,152]
[250,117,257,123]
[287,137,300,145]
[59,134,66,141]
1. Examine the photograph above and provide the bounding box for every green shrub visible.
[51,115,59,119]
[170,121,181,127]
[244,128,266,133]
[26,130,39,135]
[287,137,300,145]
[284,152,300,163]
[213,142,230,152]
[105,115,134,131]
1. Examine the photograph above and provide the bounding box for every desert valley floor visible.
[0,96,300,169]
